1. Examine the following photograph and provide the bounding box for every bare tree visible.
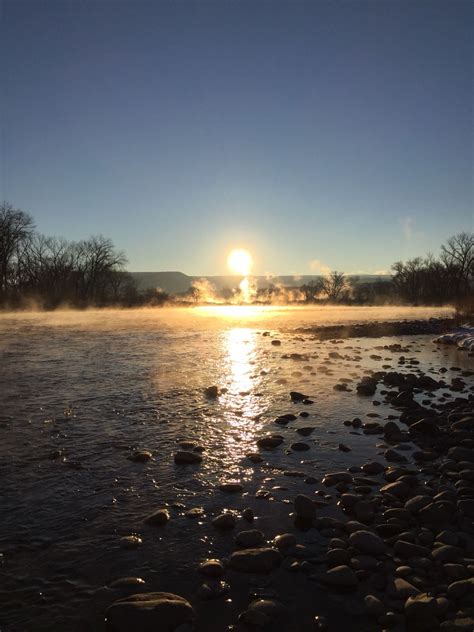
[440,232,473,294]
[0,202,35,299]
[322,271,346,301]
[300,279,323,302]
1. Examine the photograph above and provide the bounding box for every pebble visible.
[144,508,170,526]
[106,592,195,632]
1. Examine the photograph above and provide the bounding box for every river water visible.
[0,306,471,631]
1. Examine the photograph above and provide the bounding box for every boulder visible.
[106,592,195,632]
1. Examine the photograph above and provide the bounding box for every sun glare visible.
[227,248,253,276]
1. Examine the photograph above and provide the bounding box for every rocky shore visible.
[296,318,455,340]
[105,332,474,632]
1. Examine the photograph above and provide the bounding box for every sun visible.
[227,248,253,276]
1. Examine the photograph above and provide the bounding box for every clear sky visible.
[1,0,472,275]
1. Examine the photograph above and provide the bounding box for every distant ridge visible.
[131,271,390,295]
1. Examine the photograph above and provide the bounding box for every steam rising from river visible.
[0,305,453,332]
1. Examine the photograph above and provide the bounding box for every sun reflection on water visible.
[217,328,267,469]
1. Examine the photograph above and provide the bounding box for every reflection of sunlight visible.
[225,328,255,394]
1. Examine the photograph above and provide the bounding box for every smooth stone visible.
[218,482,243,493]
[321,564,358,587]
[119,535,142,549]
[349,530,386,555]
[405,495,432,514]
[212,513,236,530]
[229,548,282,573]
[294,494,315,520]
[447,577,474,600]
[405,593,438,619]
[144,509,170,526]
[235,530,265,548]
[388,577,420,598]
[105,592,195,632]
[274,533,297,550]
[197,580,230,600]
[364,594,384,617]
[393,540,431,559]
[109,577,146,589]
[128,450,153,463]
[432,545,461,563]
[198,559,225,578]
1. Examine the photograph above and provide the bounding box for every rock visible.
[405,495,432,514]
[198,559,225,578]
[384,421,403,440]
[256,435,284,449]
[174,451,202,464]
[242,507,254,522]
[394,540,431,559]
[432,545,461,563]
[321,565,358,588]
[448,447,474,463]
[447,577,474,600]
[144,509,170,526]
[294,494,315,520]
[212,513,236,531]
[405,593,438,620]
[290,442,310,451]
[235,530,264,548]
[296,426,315,436]
[229,548,282,573]
[120,535,143,549]
[290,391,307,402]
[380,481,412,499]
[388,577,420,598]
[105,592,195,632]
[185,507,204,519]
[440,618,474,631]
[385,449,408,464]
[364,594,384,617]
[128,450,153,463]
[326,548,349,566]
[204,385,219,398]
[418,502,453,527]
[239,599,286,627]
[362,461,385,475]
[322,472,353,486]
[273,533,297,550]
[349,530,386,555]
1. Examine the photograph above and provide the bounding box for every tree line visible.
[0,201,169,308]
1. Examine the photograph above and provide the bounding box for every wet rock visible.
[418,502,453,527]
[246,452,263,463]
[174,451,202,465]
[388,577,420,598]
[274,533,297,550]
[338,444,351,452]
[385,448,408,464]
[447,577,474,600]
[290,391,307,402]
[144,509,170,526]
[322,472,353,486]
[256,435,284,449]
[185,507,204,519]
[239,599,286,627]
[204,385,219,398]
[128,450,153,463]
[229,547,282,573]
[440,618,474,631]
[432,545,461,563]
[394,540,431,559]
[296,426,314,436]
[291,442,310,451]
[242,507,254,522]
[105,592,195,632]
[405,495,432,514]
[448,447,474,462]
[294,494,315,521]
[362,461,385,475]
[349,530,386,555]
[364,594,384,617]
[198,559,225,578]
[405,592,438,620]
[320,564,358,587]
[457,498,474,517]
[120,535,142,549]
[235,530,264,548]
[212,513,236,531]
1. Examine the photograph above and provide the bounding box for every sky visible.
[1,0,472,276]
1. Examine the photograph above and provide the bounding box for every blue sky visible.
[1,0,472,275]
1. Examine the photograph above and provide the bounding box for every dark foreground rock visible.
[106,592,195,632]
